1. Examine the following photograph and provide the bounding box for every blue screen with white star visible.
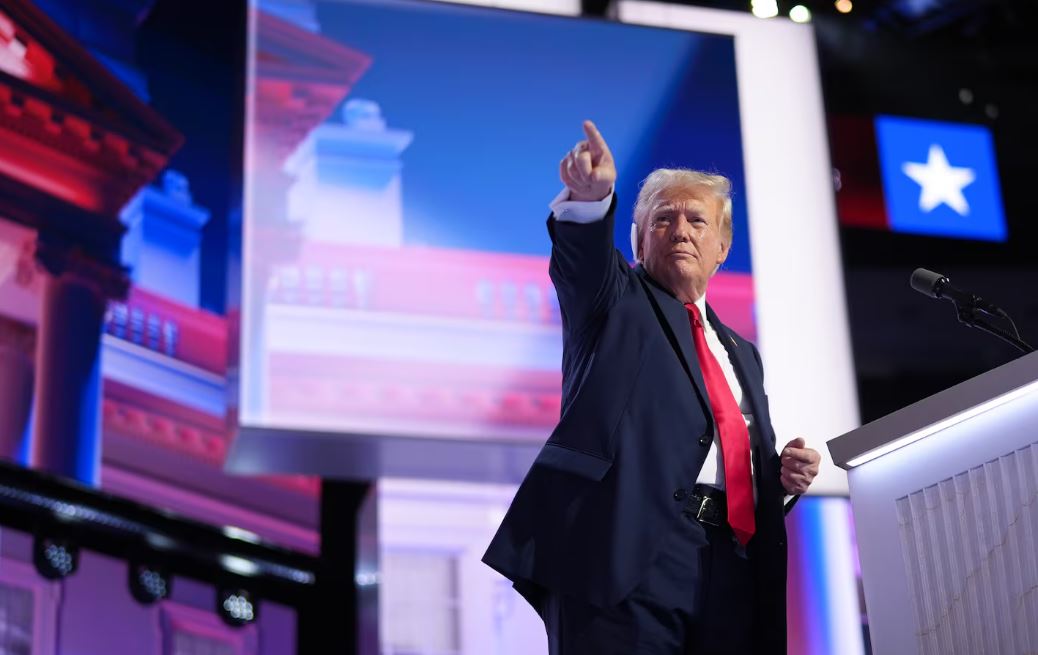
[875,115,1007,242]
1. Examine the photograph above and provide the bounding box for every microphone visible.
[910,268,1006,318]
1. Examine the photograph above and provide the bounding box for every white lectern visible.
[828,351,1038,655]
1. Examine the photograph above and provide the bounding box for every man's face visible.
[638,186,729,304]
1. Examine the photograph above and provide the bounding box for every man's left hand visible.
[780,438,821,495]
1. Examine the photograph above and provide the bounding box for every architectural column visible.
[119,170,211,307]
[0,315,35,463]
[30,239,128,484]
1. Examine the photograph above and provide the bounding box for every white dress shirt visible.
[550,188,760,495]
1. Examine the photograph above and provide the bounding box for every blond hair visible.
[631,169,733,261]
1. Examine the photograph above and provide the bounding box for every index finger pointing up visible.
[583,120,608,158]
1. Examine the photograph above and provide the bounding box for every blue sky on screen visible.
[313,0,751,272]
[875,115,1007,241]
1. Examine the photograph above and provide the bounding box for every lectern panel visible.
[847,382,1038,654]
[895,442,1038,654]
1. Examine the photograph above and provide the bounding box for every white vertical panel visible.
[1019,446,1038,647]
[817,498,869,655]
[954,470,984,655]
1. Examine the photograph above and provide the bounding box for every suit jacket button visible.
[673,489,687,501]
[698,435,711,447]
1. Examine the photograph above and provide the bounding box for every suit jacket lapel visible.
[635,267,713,426]
[705,303,769,435]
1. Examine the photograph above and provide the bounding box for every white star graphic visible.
[901,144,976,216]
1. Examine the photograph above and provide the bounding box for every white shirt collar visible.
[692,293,707,320]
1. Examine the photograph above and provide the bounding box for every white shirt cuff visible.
[549,187,613,224]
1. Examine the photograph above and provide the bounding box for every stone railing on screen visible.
[265,243,562,326]
[103,286,226,375]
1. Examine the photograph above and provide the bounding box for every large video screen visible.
[240,0,751,437]
[236,0,858,493]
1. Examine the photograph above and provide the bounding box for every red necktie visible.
[685,303,756,546]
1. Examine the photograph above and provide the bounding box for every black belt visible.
[683,484,727,527]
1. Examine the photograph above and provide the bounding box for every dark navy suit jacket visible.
[482,196,789,653]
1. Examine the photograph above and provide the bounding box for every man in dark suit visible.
[483,121,821,654]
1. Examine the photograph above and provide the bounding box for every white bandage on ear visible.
[630,222,640,263]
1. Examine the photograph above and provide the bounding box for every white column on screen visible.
[283,99,413,247]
